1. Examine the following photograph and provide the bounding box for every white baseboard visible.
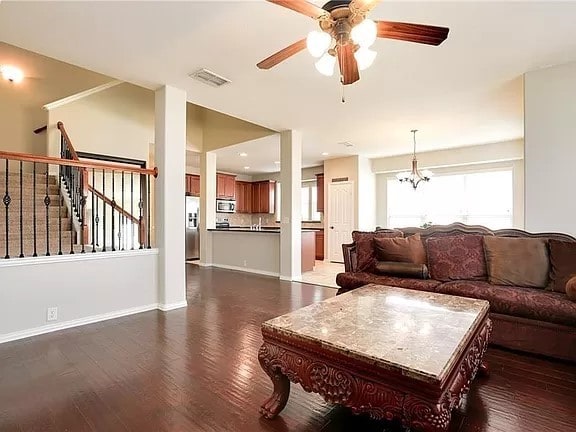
[0,303,159,344]
[158,300,188,312]
[211,263,279,278]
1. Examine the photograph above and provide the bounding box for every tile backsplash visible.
[216,212,323,229]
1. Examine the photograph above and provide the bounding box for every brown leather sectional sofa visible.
[336,223,576,362]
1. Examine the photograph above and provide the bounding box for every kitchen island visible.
[208,228,316,276]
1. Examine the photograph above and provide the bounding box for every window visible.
[275,180,321,222]
[386,169,513,230]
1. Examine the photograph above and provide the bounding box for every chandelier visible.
[396,130,433,190]
[306,18,378,76]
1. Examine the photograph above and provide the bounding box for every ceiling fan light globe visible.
[306,31,332,58]
[315,53,336,76]
[351,19,377,48]
[354,47,377,71]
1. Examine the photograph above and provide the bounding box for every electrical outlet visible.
[243,260,247,267]
[47,307,58,322]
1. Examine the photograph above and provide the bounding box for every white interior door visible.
[328,182,354,263]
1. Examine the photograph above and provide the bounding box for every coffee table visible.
[258,284,491,432]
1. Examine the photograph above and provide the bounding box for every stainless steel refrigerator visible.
[186,196,200,260]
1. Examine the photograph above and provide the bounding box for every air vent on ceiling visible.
[189,68,231,88]
[338,141,354,148]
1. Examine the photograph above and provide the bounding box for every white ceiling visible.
[2,1,576,162]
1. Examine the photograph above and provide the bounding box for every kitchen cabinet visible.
[235,181,252,213]
[316,173,324,213]
[315,230,324,261]
[251,181,275,214]
[216,173,236,199]
[186,174,200,197]
[302,231,316,272]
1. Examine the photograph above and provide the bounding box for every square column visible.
[280,130,302,280]
[199,151,217,266]
[155,85,187,310]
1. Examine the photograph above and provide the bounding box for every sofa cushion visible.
[426,235,487,281]
[483,236,549,288]
[373,234,427,265]
[336,272,441,294]
[352,230,402,272]
[374,261,429,279]
[435,280,576,327]
[567,277,576,302]
[549,239,576,293]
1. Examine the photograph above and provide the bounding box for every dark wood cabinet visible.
[235,181,252,213]
[186,174,200,197]
[315,230,324,261]
[216,173,236,199]
[251,181,275,214]
[316,173,324,213]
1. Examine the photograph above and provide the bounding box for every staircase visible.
[0,171,77,258]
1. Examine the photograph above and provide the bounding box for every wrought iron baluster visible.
[3,160,11,259]
[19,162,23,258]
[102,169,106,252]
[92,168,96,253]
[147,175,151,249]
[45,168,51,256]
[80,169,86,254]
[111,170,116,251]
[58,164,62,255]
[121,171,125,250]
[33,162,37,257]
[69,167,75,255]
[130,172,134,250]
[138,174,143,249]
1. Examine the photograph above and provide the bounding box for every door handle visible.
[330,226,334,229]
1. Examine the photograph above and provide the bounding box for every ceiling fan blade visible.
[257,39,307,70]
[336,44,360,86]
[266,0,329,20]
[350,0,382,14]
[376,21,449,46]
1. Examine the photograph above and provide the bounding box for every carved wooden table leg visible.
[403,397,452,432]
[258,343,291,419]
[478,361,490,377]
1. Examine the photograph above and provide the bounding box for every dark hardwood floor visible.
[1,264,575,432]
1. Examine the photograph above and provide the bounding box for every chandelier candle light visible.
[396,130,433,190]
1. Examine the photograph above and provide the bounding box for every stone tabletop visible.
[262,284,490,384]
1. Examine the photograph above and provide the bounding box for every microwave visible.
[216,199,236,213]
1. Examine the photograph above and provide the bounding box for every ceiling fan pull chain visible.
[341,81,346,103]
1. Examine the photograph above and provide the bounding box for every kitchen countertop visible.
[208,227,318,233]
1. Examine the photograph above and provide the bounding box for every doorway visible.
[327,181,354,263]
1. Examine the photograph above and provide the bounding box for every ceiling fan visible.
[257,0,449,85]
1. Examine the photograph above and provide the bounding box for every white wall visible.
[357,156,376,231]
[525,62,576,236]
[0,250,158,343]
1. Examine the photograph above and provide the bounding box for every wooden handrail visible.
[88,185,140,225]
[0,150,158,177]
[57,121,81,161]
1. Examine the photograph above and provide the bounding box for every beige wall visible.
[48,83,154,161]
[0,96,46,156]
[524,62,576,236]
[202,109,274,152]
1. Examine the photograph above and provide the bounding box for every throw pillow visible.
[373,234,427,265]
[483,236,549,288]
[566,277,576,302]
[352,230,402,272]
[548,239,576,293]
[426,235,487,282]
[374,261,429,279]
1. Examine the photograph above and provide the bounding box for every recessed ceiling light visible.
[243,166,250,170]
[239,152,248,157]
[321,152,329,156]
[0,65,24,83]
[274,161,280,165]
